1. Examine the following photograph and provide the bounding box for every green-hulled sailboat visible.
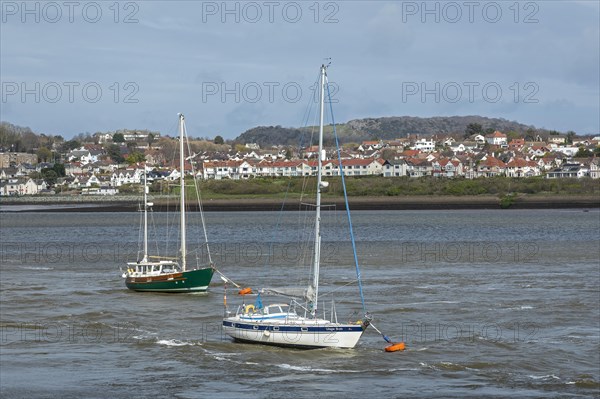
[122,113,215,292]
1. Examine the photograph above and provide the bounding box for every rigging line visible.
[326,75,367,315]
[150,206,160,258]
[318,278,359,297]
[298,70,321,206]
[262,181,291,272]
[183,122,213,266]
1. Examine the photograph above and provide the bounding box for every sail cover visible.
[260,287,309,299]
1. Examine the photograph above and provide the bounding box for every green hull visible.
[125,268,214,292]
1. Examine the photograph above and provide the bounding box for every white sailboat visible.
[222,65,371,348]
[122,114,215,292]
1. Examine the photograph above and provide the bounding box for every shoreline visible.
[1,194,598,212]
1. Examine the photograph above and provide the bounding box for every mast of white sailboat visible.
[311,64,326,317]
[179,113,187,272]
[142,166,148,263]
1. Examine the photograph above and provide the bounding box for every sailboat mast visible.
[179,113,187,272]
[142,167,148,262]
[311,64,326,316]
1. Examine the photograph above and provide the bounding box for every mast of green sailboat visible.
[142,167,148,263]
[179,113,187,272]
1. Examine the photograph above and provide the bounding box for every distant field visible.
[173,176,600,199]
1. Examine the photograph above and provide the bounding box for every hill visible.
[233,115,544,147]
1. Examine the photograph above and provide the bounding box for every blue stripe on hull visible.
[231,336,325,350]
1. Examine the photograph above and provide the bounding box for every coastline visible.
[1,194,598,212]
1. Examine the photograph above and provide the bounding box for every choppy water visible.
[1,209,599,398]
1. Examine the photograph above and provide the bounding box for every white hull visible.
[223,318,364,349]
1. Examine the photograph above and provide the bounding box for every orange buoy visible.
[384,342,406,352]
[238,287,252,295]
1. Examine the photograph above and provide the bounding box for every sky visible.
[1,0,599,140]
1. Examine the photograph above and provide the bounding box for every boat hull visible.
[125,268,214,292]
[222,319,364,349]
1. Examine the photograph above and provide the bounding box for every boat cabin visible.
[239,303,298,320]
[126,261,180,277]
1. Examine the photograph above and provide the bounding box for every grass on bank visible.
[152,176,600,200]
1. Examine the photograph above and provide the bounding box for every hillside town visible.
[1,128,599,197]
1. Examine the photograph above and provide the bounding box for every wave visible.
[156,339,198,347]
[20,266,54,271]
[276,363,360,374]
[401,301,460,306]
[528,374,560,381]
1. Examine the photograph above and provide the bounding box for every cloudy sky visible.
[1,1,598,139]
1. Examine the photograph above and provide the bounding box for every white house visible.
[339,158,384,176]
[0,177,38,196]
[432,159,464,178]
[411,139,436,152]
[202,160,257,180]
[110,169,144,187]
[485,131,508,146]
[552,146,580,157]
[67,147,102,165]
[469,134,485,145]
[546,163,589,178]
[589,158,600,179]
[505,159,541,178]
[405,158,433,177]
[383,159,407,177]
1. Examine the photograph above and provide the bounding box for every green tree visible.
[36,147,52,162]
[147,133,155,148]
[41,169,58,186]
[113,133,125,143]
[285,148,293,160]
[61,139,81,152]
[214,135,224,145]
[126,151,146,165]
[566,131,576,145]
[464,123,483,138]
[52,163,66,177]
[107,144,125,163]
[506,131,520,141]
[574,147,592,158]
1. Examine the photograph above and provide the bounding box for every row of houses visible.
[200,156,600,180]
[2,129,599,196]
[3,153,599,196]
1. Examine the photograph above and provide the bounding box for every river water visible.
[1,209,598,398]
